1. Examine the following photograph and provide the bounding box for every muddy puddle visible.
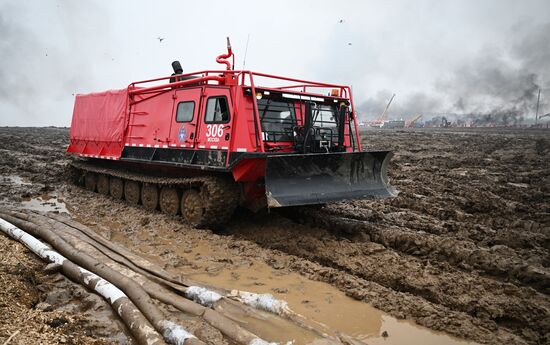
[181,242,476,345]
[21,193,70,214]
[1,174,70,214]
[106,228,477,345]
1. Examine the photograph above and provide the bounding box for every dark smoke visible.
[436,21,548,125]
[440,20,550,124]
[358,20,550,125]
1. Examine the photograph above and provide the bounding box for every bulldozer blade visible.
[265,151,397,208]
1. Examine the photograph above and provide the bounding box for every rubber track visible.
[199,176,240,227]
[70,160,239,227]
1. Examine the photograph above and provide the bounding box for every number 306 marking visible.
[205,124,224,137]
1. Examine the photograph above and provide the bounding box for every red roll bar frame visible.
[126,69,362,152]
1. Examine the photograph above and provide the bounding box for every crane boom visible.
[406,114,422,128]
[376,94,395,123]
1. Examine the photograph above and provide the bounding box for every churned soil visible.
[0,126,548,345]
[0,229,122,345]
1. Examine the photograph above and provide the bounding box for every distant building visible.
[381,120,405,129]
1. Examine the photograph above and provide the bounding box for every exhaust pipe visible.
[216,37,234,70]
[171,60,183,75]
[170,61,183,84]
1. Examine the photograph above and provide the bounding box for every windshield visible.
[312,105,338,128]
[258,99,297,142]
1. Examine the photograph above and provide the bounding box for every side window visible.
[204,96,230,124]
[176,101,195,122]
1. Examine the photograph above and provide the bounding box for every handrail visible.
[346,86,362,151]
[275,84,324,90]
[129,70,231,85]
[129,70,348,94]
[245,86,346,101]
[249,71,347,89]
[248,73,264,152]
[128,75,224,95]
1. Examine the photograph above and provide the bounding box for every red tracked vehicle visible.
[67,38,396,226]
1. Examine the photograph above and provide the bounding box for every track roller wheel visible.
[141,183,159,211]
[109,177,124,199]
[84,173,97,192]
[160,187,180,216]
[97,174,110,195]
[181,189,206,227]
[124,180,141,205]
[200,178,239,227]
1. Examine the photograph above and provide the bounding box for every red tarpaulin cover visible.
[70,89,128,142]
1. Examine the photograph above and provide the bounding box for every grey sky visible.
[1,0,549,126]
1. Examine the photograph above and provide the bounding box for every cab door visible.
[128,91,175,148]
[169,87,201,148]
[196,87,233,150]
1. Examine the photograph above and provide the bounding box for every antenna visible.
[242,34,250,70]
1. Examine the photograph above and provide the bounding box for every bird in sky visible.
[338,19,344,23]
[347,42,352,46]
[157,37,164,43]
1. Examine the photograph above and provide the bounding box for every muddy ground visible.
[0,127,548,344]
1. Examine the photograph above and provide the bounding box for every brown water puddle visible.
[102,224,477,344]
[0,174,70,214]
[183,241,477,345]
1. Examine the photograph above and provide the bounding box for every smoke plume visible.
[357,20,550,124]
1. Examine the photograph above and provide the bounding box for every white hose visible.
[185,286,223,307]
[0,217,195,345]
[0,217,129,304]
[185,285,289,315]
[160,320,196,345]
[229,290,289,315]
